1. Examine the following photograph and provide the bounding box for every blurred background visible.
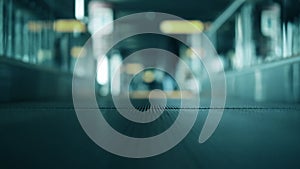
[1,0,300,168]
[1,0,300,102]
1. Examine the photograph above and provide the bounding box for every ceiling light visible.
[75,0,85,20]
[160,20,204,34]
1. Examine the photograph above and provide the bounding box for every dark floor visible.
[1,98,300,169]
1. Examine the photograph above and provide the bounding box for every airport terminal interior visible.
[1,0,300,168]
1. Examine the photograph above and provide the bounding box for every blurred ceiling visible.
[39,0,236,55]
[42,0,234,21]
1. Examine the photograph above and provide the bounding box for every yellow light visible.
[160,20,204,34]
[125,63,143,75]
[27,21,43,32]
[130,90,195,99]
[54,19,86,33]
[27,21,52,32]
[70,46,86,58]
[143,70,155,83]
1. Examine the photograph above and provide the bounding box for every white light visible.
[97,56,109,85]
[75,0,85,20]
[110,53,122,95]
[88,1,113,34]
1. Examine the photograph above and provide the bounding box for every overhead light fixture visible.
[54,19,86,33]
[160,20,204,34]
[75,0,85,20]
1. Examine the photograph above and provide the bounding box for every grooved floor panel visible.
[1,99,300,169]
